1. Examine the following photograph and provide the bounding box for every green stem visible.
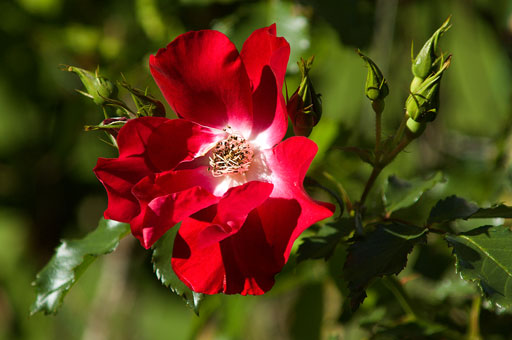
[382,276,417,320]
[375,110,383,160]
[383,135,412,165]
[467,294,482,340]
[359,165,383,206]
[392,114,408,147]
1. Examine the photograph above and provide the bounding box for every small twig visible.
[375,110,383,160]
[392,114,408,147]
[359,165,383,206]
[383,136,412,165]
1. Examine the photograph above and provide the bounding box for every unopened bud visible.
[406,56,451,123]
[411,16,451,79]
[357,50,389,102]
[65,66,118,105]
[287,56,322,137]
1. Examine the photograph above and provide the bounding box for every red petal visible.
[94,157,152,222]
[173,210,281,295]
[241,24,289,90]
[264,136,335,259]
[150,30,253,134]
[172,218,225,294]
[117,117,168,158]
[197,181,273,247]
[94,117,167,222]
[147,119,224,171]
[241,24,290,147]
[130,169,220,248]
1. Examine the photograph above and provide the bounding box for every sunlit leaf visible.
[446,225,512,309]
[30,218,130,315]
[151,224,203,315]
[383,171,443,214]
[344,223,427,310]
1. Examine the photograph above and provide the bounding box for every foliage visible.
[2,0,512,339]
[31,218,129,315]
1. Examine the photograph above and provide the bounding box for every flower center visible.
[209,134,254,177]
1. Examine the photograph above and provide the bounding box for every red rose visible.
[94,25,334,295]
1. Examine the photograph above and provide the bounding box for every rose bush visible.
[94,25,334,295]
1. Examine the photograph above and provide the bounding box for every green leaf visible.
[30,218,130,315]
[296,218,354,262]
[427,195,479,224]
[446,225,512,309]
[383,171,443,214]
[152,224,203,314]
[344,223,427,310]
[470,204,512,219]
[427,196,512,225]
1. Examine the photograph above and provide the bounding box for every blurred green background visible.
[1,0,511,339]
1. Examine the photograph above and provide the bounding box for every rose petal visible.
[241,24,289,90]
[130,168,221,248]
[241,24,290,147]
[197,181,273,247]
[94,157,152,222]
[117,116,168,158]
[150,30,253,134]
[147,119,224,172]
[263,136,335,259]
[132,186,219,249]
[173,210,281,295]
[172,218,225,294]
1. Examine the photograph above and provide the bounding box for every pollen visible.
[209,134,254,177]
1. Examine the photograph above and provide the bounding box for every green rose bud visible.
[65,66,118,106]
[406,56,451,123]
[287,56,322,137]
[411,16,451,79]
[357,50,389,102]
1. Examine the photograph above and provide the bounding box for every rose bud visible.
[406,56,451,123]
[65,66,118,105]
[411,16,451,80]
[287,56,322,137]
[357,50,389,102]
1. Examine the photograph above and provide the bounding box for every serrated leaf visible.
[152,224,203,314]
[297,218,354,262]
[31,218,130,315]
[427,195,479,224]
[446,225,512,309]
[383,172,443,214]
[344,223,427,310]
[470,204,512,219]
